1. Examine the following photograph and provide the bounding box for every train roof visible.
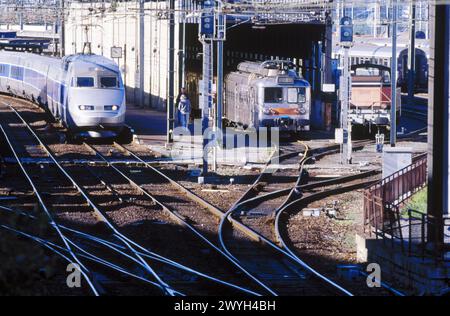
[236,60,304,79]
[0,50,63,67]
[63,54,119,73]
[355,37,430,49]
[0,51,119,73]
[332,41,429,59]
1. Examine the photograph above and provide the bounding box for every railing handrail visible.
[364,155,427,202]
[362,155,443,260]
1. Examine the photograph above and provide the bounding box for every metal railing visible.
[377,206,450,260]
[362,155,450,260]
[364,155,427,217]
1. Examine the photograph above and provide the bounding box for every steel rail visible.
[5,102,250,295]
[273,179,381,296]
[358,270,406,296]
[84,143,265,296]
[215,142,311,295]
[0,165,167,294]
[240,169,379,206]
[0,222,169,295]
[0,203,250,294]
[119,135,375,295]
[119,138,375,296]
[111,142,300,294]
[2,102,178,296]
[0,123,100,296]
[217,141,378,296]
[224,140,374,211]
[121,141,356,295]
[267,145,381,295]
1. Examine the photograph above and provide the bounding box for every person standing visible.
[177,94,191,128]
[176,87,188,105]
[176,87,187,126]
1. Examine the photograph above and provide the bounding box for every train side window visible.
[10,66,24,81]
[100,77,118,88]
[0,64,9,77]
[77,77,94,87]
[264,88,283,103]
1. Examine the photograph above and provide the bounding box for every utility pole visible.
[407,1,416,108]
[199,0,215,175]
[390,0,398,147]
[427,2,449,255]
[216,11,224,132]
[211,2,226,172]
[342,47,352,164]
[178,0,186,94]
[19,0,23,31]
[339,17,353,165]
[373,2,379,38]
[138,0,145,107]
[385,0,390,38]
[167,0,175,144]
[59,0,65,57]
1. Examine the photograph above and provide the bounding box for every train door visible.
[44,66,51,111]
[249,87,257,128]
[0,64,9,93]
[60,83,66,122]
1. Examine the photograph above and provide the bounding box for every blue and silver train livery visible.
[0,51,126,138]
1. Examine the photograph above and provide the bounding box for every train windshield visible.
[353,68,391,83]
[287,88,306,103]
[77,77,94,87]
[264,88,283,103]
[100,77,119,88]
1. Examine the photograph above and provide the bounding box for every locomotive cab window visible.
[264,88,283,103]
[76,77,94,87]
[100,77,118,88]
[287,88,306,103]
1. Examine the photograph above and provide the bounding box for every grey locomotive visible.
[224,60,311,133]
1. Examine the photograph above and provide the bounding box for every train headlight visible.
[263,108,272,115]
[298,104,307,115]
[104,105,120,111]
[263,108,278,115]
[79,105,94,111]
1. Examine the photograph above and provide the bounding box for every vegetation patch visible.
[401,186,427,216]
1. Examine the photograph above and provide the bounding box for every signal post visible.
[339,17,353,164]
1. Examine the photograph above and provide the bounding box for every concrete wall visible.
[65,2,182,111]
[356,234,450,295]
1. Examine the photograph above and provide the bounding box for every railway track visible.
[273,173,383,295]
[0,102,187,295]
[77,142,269,295]
[0,97,412,296]
[0,101,267,296]
[214,139,382,296]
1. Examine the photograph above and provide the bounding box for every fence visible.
[362,155,450,260]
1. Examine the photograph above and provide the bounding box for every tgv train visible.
[224,60,311,133]
[333,41,429,92]
[0,51,126,139]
